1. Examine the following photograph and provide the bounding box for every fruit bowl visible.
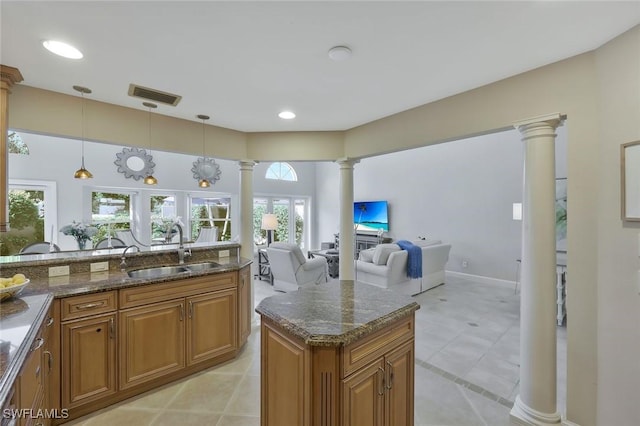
[0,279,30,302]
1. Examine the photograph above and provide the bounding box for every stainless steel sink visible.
[127,266,190,279]
[185,262,220,271]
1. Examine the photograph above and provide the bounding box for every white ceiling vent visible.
[128,84,182,106]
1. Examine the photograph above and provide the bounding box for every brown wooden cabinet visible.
[238,265,251,344]
[119,300,184,389]
[342,340,414,426]
[11,304,55,426]
[261,314,415,426]
[53,268,251,423]
[61,313,117,407]
[187,289,237,365]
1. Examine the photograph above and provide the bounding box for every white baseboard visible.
[446,270,517,289]
[561,419,580,426]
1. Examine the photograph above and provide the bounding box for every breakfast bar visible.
[255,280,420,426]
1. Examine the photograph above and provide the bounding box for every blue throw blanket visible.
[396,240,422,279]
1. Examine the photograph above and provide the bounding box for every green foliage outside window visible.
[0,190,44,255]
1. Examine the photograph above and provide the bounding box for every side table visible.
[256,248,273,285]
[308,249,339,278]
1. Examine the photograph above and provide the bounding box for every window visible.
[91,191,132,243]
[150,195,177,243]
[253,196,308,249]
[1,180,57,256]
[8,131,29,154]
[265,162,298,181]
[189,196,231,241]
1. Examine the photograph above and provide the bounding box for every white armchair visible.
[267,242,328,292]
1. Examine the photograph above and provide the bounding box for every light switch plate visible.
[49,265,70,277]
[90,261,109,272]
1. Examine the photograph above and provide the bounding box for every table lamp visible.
[261,213,278,246]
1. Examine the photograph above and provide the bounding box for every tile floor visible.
[65,274,567,426]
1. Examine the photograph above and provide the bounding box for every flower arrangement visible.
[60,221,98,250]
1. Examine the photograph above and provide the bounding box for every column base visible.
[510,395,561,425]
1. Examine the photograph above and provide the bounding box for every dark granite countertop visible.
[20,258,252,299]
[255,280,420,347]
[0,293,53,409]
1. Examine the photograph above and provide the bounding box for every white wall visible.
[594,27,640,425]
[8,132,319,250]
[317,127,567,282]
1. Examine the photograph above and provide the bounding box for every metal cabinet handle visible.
[188,301,193,319]
[76,301,105,310]
[44,350,53,372]
[32,337,44,351]
[377,367,385,396]
[386,361,394,390]
[35,365,41,379]
[109,317,115,339]
[179,304,184,321]
[46,316,54,327]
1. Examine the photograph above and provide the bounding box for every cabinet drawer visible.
[61,291,117,321]
[342,316,414,377]
[119,273,237,309]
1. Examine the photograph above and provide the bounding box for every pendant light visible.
[143,102,158,185]
[197,114,210,188]
[73,85,93,179]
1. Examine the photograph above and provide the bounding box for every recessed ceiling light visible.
[278,111,296,120]
[42,40,83,59]
[328,45,352,61]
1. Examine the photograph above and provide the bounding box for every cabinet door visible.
[238,266,252,344]
[342,360,385,426]
[119,300,185,389]
[385,340,414,426]
[62,313,116,407]
[187,289,237,365]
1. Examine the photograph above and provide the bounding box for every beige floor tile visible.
[168,372,243,412]
[83,407,159,426]
[224,375,260,416]
[151,410,221,425]
[123,379,185,409]
[216,414,260,426]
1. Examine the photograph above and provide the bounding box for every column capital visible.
[0,65,23,88]
[335,157,360,168]
[513,113,566,132]
[238,159,256,170]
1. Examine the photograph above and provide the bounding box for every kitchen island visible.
[255,280,420,426]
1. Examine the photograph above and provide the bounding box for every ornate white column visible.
[335,158,359,280]
[510,113,564,426]
[238,160,256,260]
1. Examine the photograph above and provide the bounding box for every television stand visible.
[334,232,392,259]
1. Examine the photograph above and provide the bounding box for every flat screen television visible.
[354,200,389,232]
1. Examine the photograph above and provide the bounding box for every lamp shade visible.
[261,214,278,231]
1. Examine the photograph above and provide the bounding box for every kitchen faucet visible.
[120,244,140,271]
[174,223,191,264]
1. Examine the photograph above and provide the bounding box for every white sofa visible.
[355,240,451,296]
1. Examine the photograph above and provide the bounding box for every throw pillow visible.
[373,243,401,265]
[359,248,375,263]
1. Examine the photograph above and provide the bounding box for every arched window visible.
[265,162,298,181]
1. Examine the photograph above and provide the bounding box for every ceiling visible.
[1,1,639,133]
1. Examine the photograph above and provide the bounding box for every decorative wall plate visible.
[114,147,156,181]
[191,157,222,185]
